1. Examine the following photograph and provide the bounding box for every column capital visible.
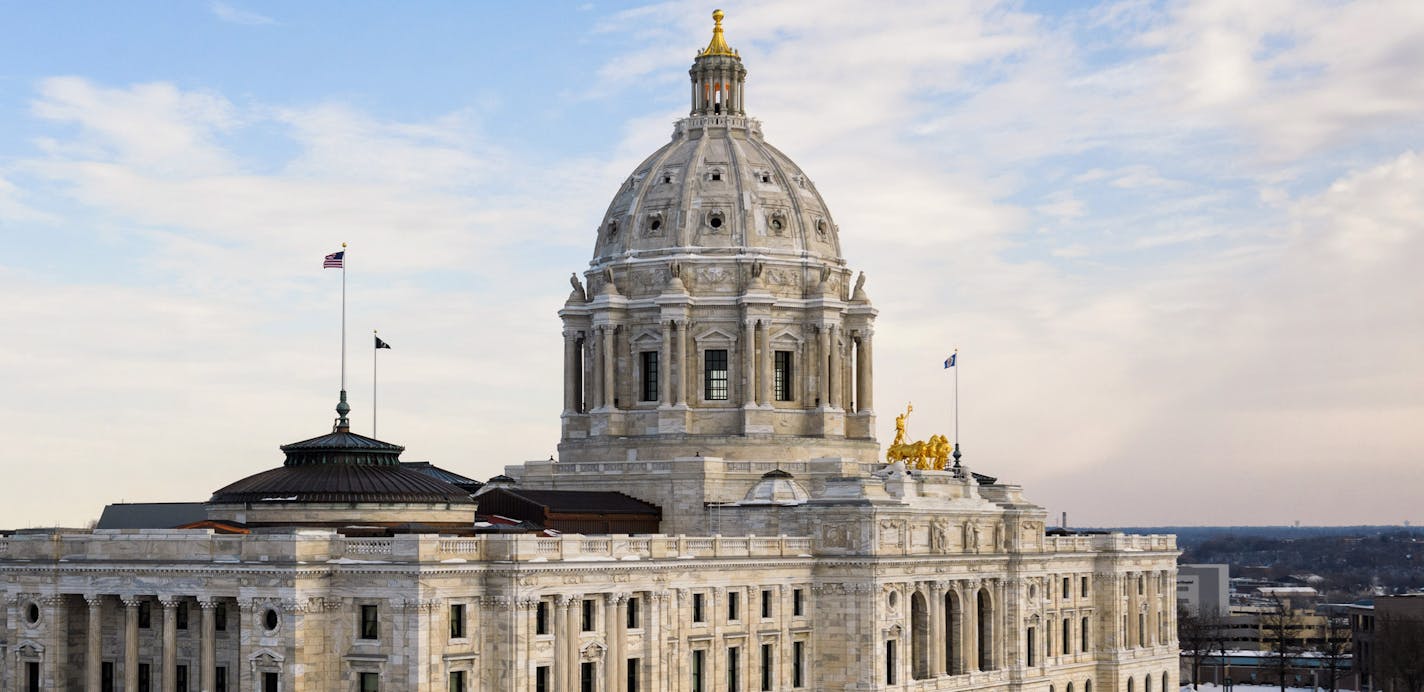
[197,598,221,610]
[158,597,182,609]
[85,594,106,608]
[121,595,143,608]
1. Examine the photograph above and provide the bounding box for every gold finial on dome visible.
[699,8,738,57]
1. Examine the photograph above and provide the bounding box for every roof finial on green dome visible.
[334,389,351,432]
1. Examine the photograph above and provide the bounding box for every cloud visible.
[2,1,1423,527]
[210,1,275,26]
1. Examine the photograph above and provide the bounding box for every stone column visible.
[199,600,217,692]
[742,320,757,406]
[816,327,830,407]
[928,583,944,677]
[676,321,691,406]
[827,325,841,408]
[122,598,141,692]
[856,332,874,412]
[602,327,617,410]
[660,322,673,405]
[86,596,104,692]
[605,594,623,692]
[563,331,579,413]
[554,596,571,692]
[962,584,978,673]
[161,598,178,692]
[758,320,771,405]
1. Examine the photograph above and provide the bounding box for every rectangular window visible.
[139,601,152,629]
[1027,627,1036,666]
[215,603,227,631]
[177,664,189,692]
[360,605,379,640]
[760,644,774,691]
[693,593,706,623]
[627,597,640,629]
[704,349,728,400]
[886,640,897,685]
[216,667,228,692]
[728,591,740,621]
[793,588,805,617]
[581,599,596,631]
[627,658,640,692]
[581,662,595,692]
[1063,577,1071,598]
[728,645,741,692]
[1081,617,1090,652]
[102,662,115,692]
[177,602,189,630]
[692,650,706,692]
[450,604,466,639]
[448,671,466,692]
[138,663,151,692]
[360,672,379,692]
[535,666,549,692]
[774,351,794,401]
[262,672,279,692]
[536,600,549,635]
[793,641,805,688]
[1082,576,1089,597]
[26,661,39,692]
[761,589,773,619]
[1064,618,1072,654]
[641,351,659,401]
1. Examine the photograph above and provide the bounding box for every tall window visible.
[761,589,773,619]
[26,662,39,692]
[693,593,706,623]
[760,643,774,691]
[1081,617,1090,652]
[704,349,728,400]
[774,351,794,401]
[138,664,151,692]
[177,602,189,630]
[102,662,115,692]
[793,640,805,687]
[535,667,549,692]
[215,667,227,692]
[138,601,152,629]
[640,351,658,401]
[450,604,466,639]
[581,662,595,692]
[1063,577,1071,598]
[728,646,741,692]
[360,673,379,692]
[1027,627,1036,666]
[177,665,189,692]
[360,605,379,640]
[692,650,706,692]
[262,672,279,692]
[728,591,740,621]
[581,599,596,631]
[886,640,897,685]
[215,603,227,631]
[1063,618,1071,654]
[627,597,640,629]
[793,588,805,617]
[1082,576,1089,597]
[448,671,466,692]
[627,658,640,692]
[536,601,549,635]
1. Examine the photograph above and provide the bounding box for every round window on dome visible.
[706,211,725,230]
[649,217,661,231]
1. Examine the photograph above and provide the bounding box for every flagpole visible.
[953,348,961,469]
[373,330,379,439]
[341,242,348,396]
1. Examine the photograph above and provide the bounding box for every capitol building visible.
[0,11,1178,692]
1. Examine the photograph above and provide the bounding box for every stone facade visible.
[0,10,1178,692]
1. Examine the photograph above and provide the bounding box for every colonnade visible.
[903,580,1002,683]
[561,320,875,414]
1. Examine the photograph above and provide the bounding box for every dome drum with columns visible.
[558,11,877,465]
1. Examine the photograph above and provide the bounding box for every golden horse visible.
[886,405,952,470]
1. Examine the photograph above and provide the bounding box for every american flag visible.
[323,250,344,268]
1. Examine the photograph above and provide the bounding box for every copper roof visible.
[209,464,474,504]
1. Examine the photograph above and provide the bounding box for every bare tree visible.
[1260,596,1302,692]
[1375,613,1424,692]
[1317,614,1351,692]
[1179,606,1227,689]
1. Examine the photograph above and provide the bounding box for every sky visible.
[1,0,1421,528]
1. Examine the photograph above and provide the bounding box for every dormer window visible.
[760,173,771,184]
[710,171,722,182]
[663,175,673,184]
[607,220,619,238]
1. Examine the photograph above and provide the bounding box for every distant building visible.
[1177,564,1229,616]
[1351,594,1424,691]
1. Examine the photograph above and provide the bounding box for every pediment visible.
[695,327,737,344]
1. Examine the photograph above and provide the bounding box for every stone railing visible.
[1042,534,1177,553]
[0,530,816,566]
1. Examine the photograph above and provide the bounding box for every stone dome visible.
[740,469,810,505]
[580,10,849,303]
